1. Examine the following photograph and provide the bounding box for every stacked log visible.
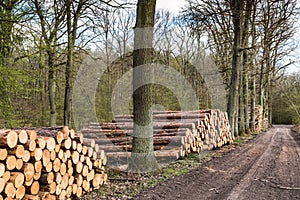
[82,110,234,167]
[248,105,264,132]
[255,105,265,131]
[0,126,107,199]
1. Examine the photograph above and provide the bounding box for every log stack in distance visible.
[0,126,107,199]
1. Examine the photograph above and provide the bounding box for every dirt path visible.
[133,125,300,200]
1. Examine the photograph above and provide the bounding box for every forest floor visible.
[79,125,300,199]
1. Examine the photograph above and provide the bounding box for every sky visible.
[155,0,300,73]
[156,0,186,13]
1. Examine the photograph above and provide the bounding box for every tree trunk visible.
[263,45,271,128]
[129,0,158,173]
[244,68,250,133]
[250,72,256,131]
[227,0,243,137]
[38,39,47,126]
[64,0,84,126]
[268,84,272,125]
[48,51,56,127]
[250,0,257,132]
[242,0,253,134]
[64,0,73,126]
[33,0,65,127]
[238,65,245,135]
[0,1,14,60]
[268,66,275,125]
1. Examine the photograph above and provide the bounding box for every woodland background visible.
[0,0,299,133]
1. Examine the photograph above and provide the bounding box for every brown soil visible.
[133,125,300,200]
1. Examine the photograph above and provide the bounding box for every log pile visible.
[0,126,107,199]
[82,110,234,167]
[248,105,264,132]
[255,105,264,131]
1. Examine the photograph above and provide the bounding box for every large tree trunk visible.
[250,0,258,132]
[129,0,157,173]
[242,0,253,134]
[227,0,243,137]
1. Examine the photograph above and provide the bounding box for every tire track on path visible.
[133,125,300,200]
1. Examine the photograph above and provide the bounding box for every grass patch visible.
[234,133,256,145]
[234,138,242,144]
[78,153,205,199]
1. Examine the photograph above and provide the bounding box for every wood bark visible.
[227,0,243,137]
[129,0,157,172]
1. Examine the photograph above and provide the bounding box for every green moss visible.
[234,138,242,144]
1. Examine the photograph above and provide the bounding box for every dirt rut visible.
[133,125,300,200]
